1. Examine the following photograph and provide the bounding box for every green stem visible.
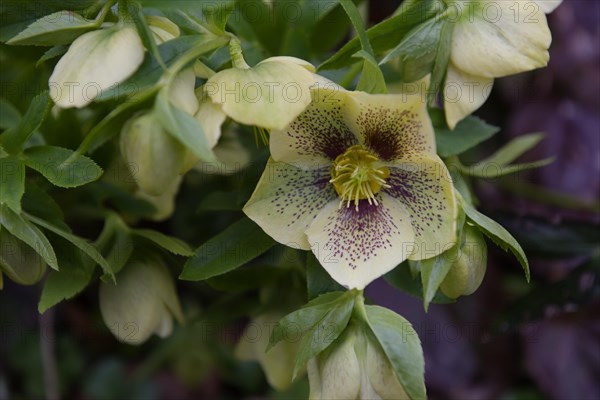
[228,37,250,69]
[95,0,116,24]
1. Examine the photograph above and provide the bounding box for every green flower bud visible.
[99,255,184,345]
[120,111,185,196]
[440,224,487,298]
[0,230,47,285]
[235,313,299,391]
[308,328,409,400]
[49,24,144,108]
[135,176,182,221]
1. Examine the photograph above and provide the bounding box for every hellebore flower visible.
[0,230,46,286]
[120,68,201,196]
[146,15,180,44]
[308,327,409,399]
[99,256,184,345]
[205,39,316,131]
[235,313,299,391]
[49,24,144,108]
[440,224,487,298]
[444,0,562,128]
[244,86,457,289]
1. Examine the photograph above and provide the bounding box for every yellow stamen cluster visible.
[330,145,390,211]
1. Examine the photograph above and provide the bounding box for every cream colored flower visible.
[146,15,180,44]
[49,24,144,108]
[99,256,184,345]
[308,328,409,400]
[205,50,316,131]
[235,313,300,391]
[444,0,562,128]
[244,86,457,289]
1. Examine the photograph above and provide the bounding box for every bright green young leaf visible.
[381,17,444,83]
[430,108,500,157]
[460,196,530,281]
[0,156,25,213]
[38,241,95,313]
[319,0,441,70]
[364,305,426,400]
[416,245,459,311]
[155,91,217,162]
[23,145,102,188]
[306,253,344,300]
[6,11,99,46]
[25,212,113,278]
[0,91,51,154]
[0,205,59,270]
[180,217,276,281]
[132,229,193,256]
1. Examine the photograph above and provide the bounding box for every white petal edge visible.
[443,63,494,129]
[306,194,415,290]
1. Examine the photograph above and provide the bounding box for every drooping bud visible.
[120,111,185,196]
[235,313,300,391]
[49,24,144,108]
[0,230,47,285]
[440,224,487,298]
[99,255,184,345]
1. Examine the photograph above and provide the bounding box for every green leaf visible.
[96,35,227,101]
[0,98,21,129]
[339,0,386,94]
[461,133,553,178]
[203,0,235,33]
[206,265,286,292]
[384,262,455,304]
[128,1,165,68]
[38,240,95,313]
[36,44,68,66]
[319,0,441,71]
[381,17,444,83]
[131,229,193,256]
[155,91,217,162]
[24,212,113,278]
[364,305,426,400]
[430,108,500,157]
[0,205,58,270]
[23,145,102,188]
[78,88,155,154]
[180,217,276,281]
[267,291,355,379]
[21,181,67,230]
[306,252,344,300]
[0,156,25,213]
[417,245,459,311]
[429,20,453,104]
[6,11,98,46]
[0,91,51,154]
[460,197,530,281]
[354,50,387,94]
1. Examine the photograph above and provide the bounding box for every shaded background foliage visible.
[0,1,599,399]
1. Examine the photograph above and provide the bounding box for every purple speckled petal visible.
[270,86,358,168]
[345,90,436,161]
[383,154,457,261]
[243,158,336,250]
[305,194,415,290]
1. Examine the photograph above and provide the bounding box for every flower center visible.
[330,145,390,211]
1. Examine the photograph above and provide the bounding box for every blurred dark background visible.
[1,1,599,399]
